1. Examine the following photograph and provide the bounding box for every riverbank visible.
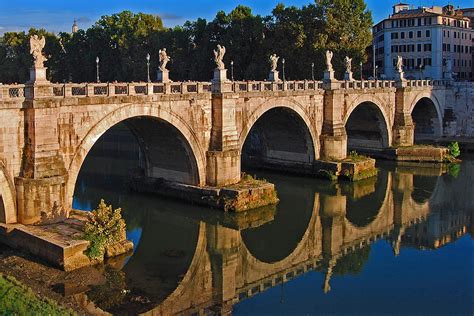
[0,244,90,314]
[0,272,74,315]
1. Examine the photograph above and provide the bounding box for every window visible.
[424,44,432,51]
[417,30,422,38]
[417,44,422,52]
[401,32,405,39]
[423,58,432,66]
[418,18,422,26]
[426,30,431,37]
[409,31,413,38]
[391,32,399,40]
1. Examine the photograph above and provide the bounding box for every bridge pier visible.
[207,77,241,187]
[15,84,68,224]
[320,89,348,160]
[392,88,415,147]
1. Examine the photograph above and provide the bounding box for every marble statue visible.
[30,35,47,68]
[213,45,226,70]
[159,48,170,71]
[344,56,352,73]
[396,55,403,73]
[269,54,279,72]
[325,50,334,72]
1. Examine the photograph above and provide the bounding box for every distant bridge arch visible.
[239,99,320,161]
[344,96,393,150]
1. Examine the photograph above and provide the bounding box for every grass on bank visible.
[0,273,74,315]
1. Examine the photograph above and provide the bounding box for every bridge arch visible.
[344,97,392,151]
[66,104,207,208]
[409,93,443,141]
[0,163,16,224]
[239,99,319,166]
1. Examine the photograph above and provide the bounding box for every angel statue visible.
[325,50,334,72]
[269,54,279,72]
[396,55,403,73]
[344,56,352,73]
[213,45,226,70]
[30,35,47,68]
[159,48,170,71]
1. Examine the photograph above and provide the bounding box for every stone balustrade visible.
[0,82,213,100]
[0,78,449,100]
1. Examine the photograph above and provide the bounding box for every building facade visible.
[373,3,473,80]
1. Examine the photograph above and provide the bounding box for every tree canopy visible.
[0,1,373,83]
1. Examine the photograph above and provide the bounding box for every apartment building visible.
[373,3,473,80]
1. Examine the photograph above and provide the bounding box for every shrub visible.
[83,199,126,259]
[448,141,460,158]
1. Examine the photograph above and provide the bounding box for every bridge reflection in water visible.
[71,159,473,315]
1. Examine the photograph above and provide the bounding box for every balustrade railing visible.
[0,78,449,101]
[231,80,324,93]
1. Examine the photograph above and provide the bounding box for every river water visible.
[71,149,473,315]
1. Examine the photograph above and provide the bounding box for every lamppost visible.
[96,56,100,83]
[311,62,314,81]
[418,63,424,80]
[230,60,234,81]
[146,53,151,83]
[375,65,379,80]
[360,61,363,80]
[282,58,286,81]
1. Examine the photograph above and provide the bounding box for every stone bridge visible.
[0,78,456,224]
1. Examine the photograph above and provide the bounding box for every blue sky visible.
[0,0,471,35]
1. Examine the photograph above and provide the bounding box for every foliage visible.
[448,141,460,158]
[83,199,126,259]
[347,150,369,162]
[317,169,338,181]
[0,1,373,83]
[0,274,74,315]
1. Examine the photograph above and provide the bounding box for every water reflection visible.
[71,155,473,315]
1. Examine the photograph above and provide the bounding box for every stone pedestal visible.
[394,71,406,86]
[213,68,228,82]
[28,67,48,84]
[212,69,232,93]
[344,71,353,81]
[324,70,335,81]
[268,70,280,82]
[156,69,170,82]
